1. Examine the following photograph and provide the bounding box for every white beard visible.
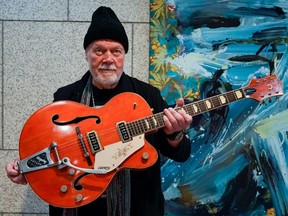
[93,71,121,89]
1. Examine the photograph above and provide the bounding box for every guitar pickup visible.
[86,131,102,154]
[117,121,132,142]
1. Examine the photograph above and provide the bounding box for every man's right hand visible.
[5,159,27,185]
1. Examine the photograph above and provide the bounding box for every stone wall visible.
[0,1,150,215]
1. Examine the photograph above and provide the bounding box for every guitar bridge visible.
[117,121,132,142]
[18,141,62,173]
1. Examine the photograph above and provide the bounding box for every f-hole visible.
[73,172,91,190]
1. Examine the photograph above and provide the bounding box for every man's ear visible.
[85,51,88,62]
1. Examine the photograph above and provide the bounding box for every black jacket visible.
[49,71,191,216]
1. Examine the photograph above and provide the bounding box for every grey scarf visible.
[64,75,131,216]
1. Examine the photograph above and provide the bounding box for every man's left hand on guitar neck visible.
[163,98,192,148]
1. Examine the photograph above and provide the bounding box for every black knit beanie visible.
[83,6,129,53]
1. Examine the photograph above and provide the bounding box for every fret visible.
[144,117,152,131]
[138,119,146,134]
[147,116,158,130]
[210,95,221,108]
[128,120,143,136]
[135,120,142,135]
[144,117,152,130]
[185,106,190,113]
[175,107,187,114]
[191,103,200,115]
[197,100,208,113]
[151,116,158,129]
[143,118,150,130]
[226,91,236,103]
[155,113,165,127]
[127,122,136,136]
[218,94,228,105]
[234,89,244,100]
[185,104,195,116]
[136,119,143,134]
[203,99,213,110]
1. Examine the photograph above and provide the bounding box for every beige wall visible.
[0,0,150,215]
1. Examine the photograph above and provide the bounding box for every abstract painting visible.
[149,0,288,215]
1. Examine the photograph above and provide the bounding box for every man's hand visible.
[163,98,192,146]
[5,159,27,185]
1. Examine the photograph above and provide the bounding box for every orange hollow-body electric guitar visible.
[18,75,283,208]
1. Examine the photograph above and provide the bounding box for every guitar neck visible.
[127,88,247,136]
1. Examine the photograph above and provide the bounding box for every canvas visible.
[149,0,288,215]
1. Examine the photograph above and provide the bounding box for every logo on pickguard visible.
[113,143,134,160]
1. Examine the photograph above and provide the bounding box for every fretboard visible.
[127,88,247,137]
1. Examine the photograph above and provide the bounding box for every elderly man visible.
[6,6,192,216]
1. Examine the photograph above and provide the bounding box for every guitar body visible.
[19,92,158,208]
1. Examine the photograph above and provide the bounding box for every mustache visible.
[98,64,117,70]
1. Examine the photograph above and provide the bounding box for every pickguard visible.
[94,134,145,172]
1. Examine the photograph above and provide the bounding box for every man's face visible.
[85,39,125,89]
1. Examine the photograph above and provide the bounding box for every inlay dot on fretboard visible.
[204,100,212,109]
[152,117,158,127]
[144,119,150,129]
[235,90,243,99]
[192,104,198,113]
[219,95,227,104]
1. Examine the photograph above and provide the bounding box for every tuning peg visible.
[268,98,272,103]
[261,100,266,105]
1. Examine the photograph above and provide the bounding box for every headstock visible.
[243,74,283,102]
